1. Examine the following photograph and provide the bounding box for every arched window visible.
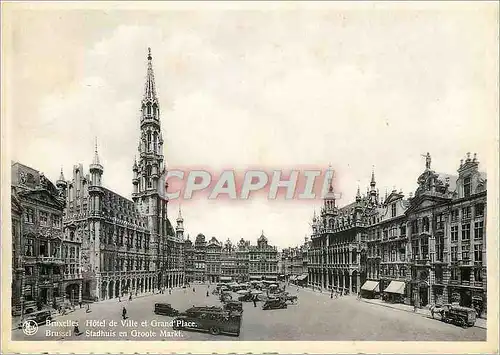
[423,217,430,232]
[147,103,151,115]
[147,132,152,152]
[153,104,158,119]
[153,133,157,154]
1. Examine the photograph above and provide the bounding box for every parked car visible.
[262,298,288,310]
[174,307,241,336]
[238,293,254,302]
[223,301,243,314]
[18,310,52,328]
[440,305,477,328]
[284,294,298,304]
[154,303,179,317]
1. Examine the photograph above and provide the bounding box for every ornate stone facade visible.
[11,163,68,315]
[309,153,487,316]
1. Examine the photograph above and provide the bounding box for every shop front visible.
[360,280,380,299]
[383,280,406,303]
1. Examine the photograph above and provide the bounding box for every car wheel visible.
[209,327,221,335]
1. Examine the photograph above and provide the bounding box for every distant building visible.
[220,240,238,282]
[193,234,207,282]
[248,232,279,282]
[206,237,222,283]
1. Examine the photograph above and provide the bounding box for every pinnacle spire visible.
[59,166,65,181]
[178,204,183,219]
[370,165,376,187]
[143,47,157,102]
[93,137,100,165]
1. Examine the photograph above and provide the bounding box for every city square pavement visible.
[12,283,486,341]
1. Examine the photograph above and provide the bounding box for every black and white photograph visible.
[1,2,498,354]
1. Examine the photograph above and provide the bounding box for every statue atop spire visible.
[421,152,431,170]
[143,47,158,103]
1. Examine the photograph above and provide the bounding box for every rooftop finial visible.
[58,166,65,181]
[92,137,101,166]
[148,47,152,61]
[370,165,376,187]
[178,204,182,218]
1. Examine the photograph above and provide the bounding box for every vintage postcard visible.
[1,1,499,354]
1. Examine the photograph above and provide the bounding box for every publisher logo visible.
[22,320,38,336]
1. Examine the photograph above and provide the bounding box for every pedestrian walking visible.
[118,296,121,302]
[122,306,127,320]
[79,301,82,309]
[74,323,81,336]
[86,304,91,313]
[129,294,132,301]
[253,296,257,308]
[413,304,418,313]
[193,287,196,293]
[330,291,333,299]
[206,290,209,297]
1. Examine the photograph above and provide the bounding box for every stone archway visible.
[108,280,114,299]
[65,283,80,304]
[101,281,107,300]
[351,271,358,293]
[115,281,120,298]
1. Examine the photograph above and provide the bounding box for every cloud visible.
[9,8,496,248]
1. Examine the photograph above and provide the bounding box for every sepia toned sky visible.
[4,2,498,248]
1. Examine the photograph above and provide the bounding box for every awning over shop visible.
[290,275,297,281]
[361,280,380,292]
[249,275,262,280]
[296,274,308,281]
[219,276,232,281]
[384,281,406,294]
[264,275,277,280]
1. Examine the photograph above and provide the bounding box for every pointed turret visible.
[176,204,184,240]
[56,166,68,198]
[356,185,362,202]
[89,138,104,181]
[370,166,376,188]
[369,166,377,205]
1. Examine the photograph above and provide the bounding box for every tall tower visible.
[88,140,105,298]
[132,48,171,282]
[176,205,184,240]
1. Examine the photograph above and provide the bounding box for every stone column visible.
[356,273,361,294]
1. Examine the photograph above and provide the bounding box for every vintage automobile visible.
[223,301,243,314]
[238,293,254,302]
[18,310,52,328]
[220,292,233,302]
[284,294,298,304]
[174,307,241,336]
[262,298,288,310]
[154,303,179,317]
[440,305,477,328]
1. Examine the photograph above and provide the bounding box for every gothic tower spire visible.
[144,47,158,103]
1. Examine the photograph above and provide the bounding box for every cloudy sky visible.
[5,2,498,248]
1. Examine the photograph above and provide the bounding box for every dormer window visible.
[391,204,396,217]
[464,176,471,197]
